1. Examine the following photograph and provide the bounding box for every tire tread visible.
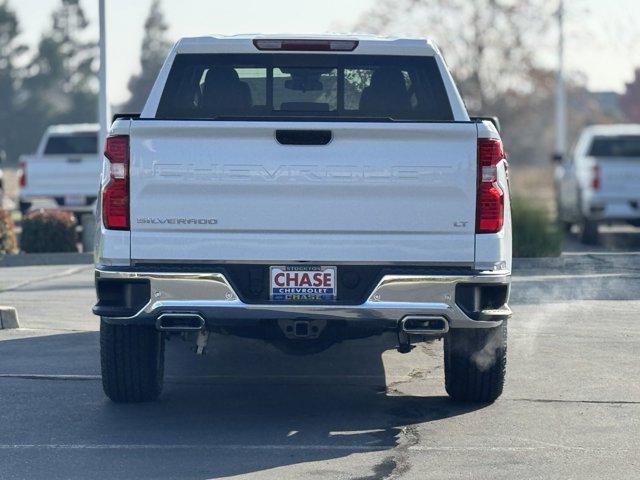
[444,322,507,403]
[100,320,164,403]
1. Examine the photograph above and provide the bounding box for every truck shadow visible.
[0,331,484,479]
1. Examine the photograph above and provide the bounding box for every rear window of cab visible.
[589,136,640,158]
[44,133,98,155]
[156,54,454,122]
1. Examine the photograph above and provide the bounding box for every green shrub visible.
[20,210,78,253]
[511,197,562,258]
[0,209,17,254]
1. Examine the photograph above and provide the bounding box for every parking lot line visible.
[0,443,633,453]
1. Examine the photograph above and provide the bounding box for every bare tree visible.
[354,0,622,167]
[354,0,554,112]
[620,69,640,122]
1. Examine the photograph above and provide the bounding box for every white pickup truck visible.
[19,124,100,215]
[93,35,512,404]
[557,124,640,244]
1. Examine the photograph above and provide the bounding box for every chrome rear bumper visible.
[95,268,511,330]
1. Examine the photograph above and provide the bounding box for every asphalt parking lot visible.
[1,252,639,479]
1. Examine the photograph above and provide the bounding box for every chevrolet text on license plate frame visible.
[270,266,337,301]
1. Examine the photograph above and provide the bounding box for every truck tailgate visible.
[22,154,101,197]
[597,157,640,197]
[129,121,478,264]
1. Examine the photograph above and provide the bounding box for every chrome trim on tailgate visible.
[95,269,511,329]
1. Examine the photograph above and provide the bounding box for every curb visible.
[0,252,93,268]
[513,252,640,272]
[513,257,570,270]
[0,307,19,329]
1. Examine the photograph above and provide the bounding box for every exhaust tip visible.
[401,316,449,335]
[156,313,205,332]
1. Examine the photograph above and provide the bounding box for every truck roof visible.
[175,34,439,56]
[582,124,640,137]
[46,123,99,135]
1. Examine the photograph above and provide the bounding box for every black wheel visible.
[100,319,165,403]
[444,321,507,403]
[580,219,599,245]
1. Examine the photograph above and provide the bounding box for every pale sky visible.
[11,0,640,104]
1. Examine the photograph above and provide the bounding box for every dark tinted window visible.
[44,133,98,155]
[156,54,453,121]
[589,136,640,158]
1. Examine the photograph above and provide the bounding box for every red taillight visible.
[592,163,600,190]
[18,160,26,187]
[476,138,505,234]
[253,39,359,52]
[102,135,129,230]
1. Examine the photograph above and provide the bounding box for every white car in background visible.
[557,124,640,244]
[19,124,100,215]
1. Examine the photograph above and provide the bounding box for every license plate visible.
[64,195,86,206]
[270,266,337,301]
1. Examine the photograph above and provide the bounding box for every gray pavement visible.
[0,256,639,479]
[563,224,640,252]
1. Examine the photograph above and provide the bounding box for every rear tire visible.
[19,201,31,216]
[100,319,165,403]
[444,321,507,403]
[580,219,599,245]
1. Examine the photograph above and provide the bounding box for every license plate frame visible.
[270,265,337,301]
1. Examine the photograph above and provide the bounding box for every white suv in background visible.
[557,124,640,244]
